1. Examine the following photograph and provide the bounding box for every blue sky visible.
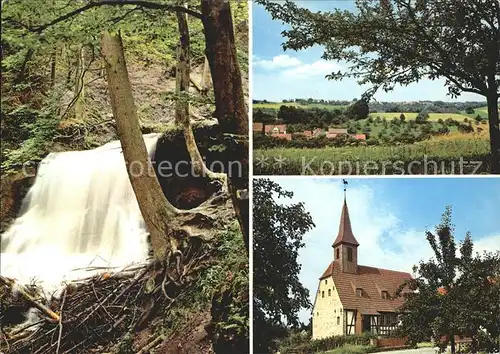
[252,2,485,102]
[262,177,500,323]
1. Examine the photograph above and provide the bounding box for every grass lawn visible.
[320,344,375,354]
[417,342,434,348]
[460,106,490,119]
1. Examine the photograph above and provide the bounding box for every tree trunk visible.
[486,87,500,174]
[201,0,247,135]
[74,46,85,121]
[101,31,178,261]
[176,6,222,180]
[450,333,456,354]
[50,49,56,89]
[201,0,249,249]
[175,7,206,177]
[14,49,33,86]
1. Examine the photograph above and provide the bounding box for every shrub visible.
[280,333,377,354]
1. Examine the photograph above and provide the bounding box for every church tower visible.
[332,194,359,274]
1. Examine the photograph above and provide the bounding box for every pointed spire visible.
[332,192,359,247]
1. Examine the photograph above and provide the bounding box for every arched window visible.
[328,289,331,296]
[336,248,340,259]
[322,291,325,298]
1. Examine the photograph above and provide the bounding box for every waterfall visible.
[1,134,161,291]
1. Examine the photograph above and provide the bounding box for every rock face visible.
[0,169,36,234]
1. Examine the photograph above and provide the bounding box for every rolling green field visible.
[253,102,347,110]
[254,138,490,175]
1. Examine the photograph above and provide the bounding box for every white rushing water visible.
[1,134,161,291]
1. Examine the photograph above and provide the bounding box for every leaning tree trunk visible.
[486,84,500,174]
[200,55,211,95]
[201,0,249,249]
[101,32,179,261]
[175,6,220,179]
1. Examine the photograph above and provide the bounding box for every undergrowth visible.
[156,222,249,350]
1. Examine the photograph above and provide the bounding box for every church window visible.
[322,291,324,298]
[336,248,340,259]
[325,279,327,285]
[356,288,363,297]
[317,312,319,316]
[337,317,340,325]
[328,289,331,296]
[347,247,353,262]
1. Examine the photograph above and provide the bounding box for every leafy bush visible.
[280,333,377,354]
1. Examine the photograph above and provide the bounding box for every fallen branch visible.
[0,277,60,322]
[1,239,214,353]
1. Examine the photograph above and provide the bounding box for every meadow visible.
[254,138,490,175]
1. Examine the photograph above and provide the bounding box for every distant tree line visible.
[253,100,369,128]
[253,99,487,115]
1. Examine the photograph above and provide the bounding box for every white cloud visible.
[253,54,302,70]
[282,60,342,78]
[268,178,500,323]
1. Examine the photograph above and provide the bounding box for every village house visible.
[255,124,367,142]
[252,122,264,133]
[326,128,348,139]
[264,124,287,135]
[312,196,412,339]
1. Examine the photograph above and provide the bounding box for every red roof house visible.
[274,133,292,141]
[253,122,264,132]
[264,124,287,135]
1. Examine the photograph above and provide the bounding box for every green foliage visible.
[1,0,248,173]
[253,179,315,352]
[196,223,249,350]
[279,332,377,354]
[1,91,61,171]
[346,99,370,120]
[156,222,248,351]
[115,332,134,354]
[397,207,500,353]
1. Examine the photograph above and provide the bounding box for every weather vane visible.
[342,179,348,198]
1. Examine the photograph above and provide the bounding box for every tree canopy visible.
[253,178,315,352]
[397,207,500,353]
